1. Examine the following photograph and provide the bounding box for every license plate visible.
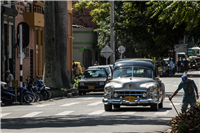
[88,86,94,89]
[125,96,135,101]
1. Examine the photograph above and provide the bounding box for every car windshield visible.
[164,59,169,64]
[113,67,153,79]
[89,67,110,74]
[82,70,106,78]
[178,54,186,59]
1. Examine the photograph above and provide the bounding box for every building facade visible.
[1,1,18,81]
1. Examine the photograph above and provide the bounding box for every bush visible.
[169,104,200,133]
[72,75,81,89]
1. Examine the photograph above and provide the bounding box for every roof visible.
[114,58,155,70]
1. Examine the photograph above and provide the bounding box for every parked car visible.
[78,68,109,95]
[75,62,85,74]
[189,58,198,70]
[102,58,165,111]
[88,65,113,78]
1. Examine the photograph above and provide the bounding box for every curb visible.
[51,88,79,98]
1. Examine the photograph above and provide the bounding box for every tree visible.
[148,1,200,42]
[44,1,70,88]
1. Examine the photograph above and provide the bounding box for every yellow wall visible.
[24,12,44,27]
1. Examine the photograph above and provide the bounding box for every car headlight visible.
[149,87,154,92]
[104,86,114,94]
[142,92,147,98]
[80,82,84,86]
[99,82,104,85]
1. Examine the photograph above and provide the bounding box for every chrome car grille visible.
[114,91,146,98]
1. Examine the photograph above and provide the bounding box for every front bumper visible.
[102,97,159,105]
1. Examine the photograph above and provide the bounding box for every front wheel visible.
[47,90,53,99]
[23,94,34,103]
[104,104,112,111]
[41,90,49,100]
[159,101,163,108]
[151,104,159,111]
[113,104,120,109]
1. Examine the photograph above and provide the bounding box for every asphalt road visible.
[1,77,200,133]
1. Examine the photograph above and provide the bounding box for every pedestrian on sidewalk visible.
[6,70,14,90]
[74,64,81,77]
[180,57,184,72]
[183,57,189,74]
[169,58,174,77]
[169,75,199,113]
[177,58,181,73]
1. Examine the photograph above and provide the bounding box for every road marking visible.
[169,103,181,106]
[36,104,51,107]
[154,111,170,115]
[22,112,42,118]
[56,111,74,115]
[88,110,104,115]
[121,112,136,115]
[87,101,102,106]
[1,113,10,118]
[77,97,94,100]
[160,118,171,121]
[61,102,80,107]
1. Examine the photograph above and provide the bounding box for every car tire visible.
[79,91,82,95]
[104,104,112,111]
[151,104,159,111]
[159,101,163,108]
[83,92,86,95]
[113,104,120,109]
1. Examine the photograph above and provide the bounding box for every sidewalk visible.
[174,69,200,77]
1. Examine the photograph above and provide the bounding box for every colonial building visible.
[1,1,18,81]
[14,1,73,82]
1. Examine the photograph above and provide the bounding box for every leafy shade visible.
[73,1,111,24]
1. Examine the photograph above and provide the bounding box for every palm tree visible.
[55,1,70,88]
[44,1,63,88]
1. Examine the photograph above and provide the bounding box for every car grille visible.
[114,91,145,98]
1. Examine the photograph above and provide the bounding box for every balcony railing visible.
[25,4,44,14]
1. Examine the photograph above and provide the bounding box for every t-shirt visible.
[176,79,197,103]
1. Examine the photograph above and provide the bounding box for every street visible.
[1,77,200,133]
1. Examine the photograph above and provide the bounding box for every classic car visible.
[78,68,109,95]
[88,65,113,78]
[102,58,165,111]
[189,58,198,70]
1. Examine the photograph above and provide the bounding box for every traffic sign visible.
[118,45,125,54]
[101,45,113,59]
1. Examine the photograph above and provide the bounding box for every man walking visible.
[177,58,181,73]
[169,75,199,113]
[74,64,81,77]
[6,70,14,89]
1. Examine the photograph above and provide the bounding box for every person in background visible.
[6,70,14,89]
[169,58,174,77]
[169,75,199,113]
[94,61,98,66]
[183,57,189,74]
[177,58,181,73]
[180,57,184,72]
[74,64,81,77]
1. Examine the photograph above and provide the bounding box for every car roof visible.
[114,58,155,70]
[88,65,110,68]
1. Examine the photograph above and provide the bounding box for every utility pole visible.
[110,0,115,64]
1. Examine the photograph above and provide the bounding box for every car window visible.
[82,70,106,78]
[88,67,110,74]
[113,67,153,79]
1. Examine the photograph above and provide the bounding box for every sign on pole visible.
[118,45,126,59]
[101,45,113,64]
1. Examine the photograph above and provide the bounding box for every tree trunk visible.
[44,1,63,88]
[55,1,70,88]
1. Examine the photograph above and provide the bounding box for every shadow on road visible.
[1,115,171,130]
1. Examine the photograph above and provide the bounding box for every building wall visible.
[73,28,96,69]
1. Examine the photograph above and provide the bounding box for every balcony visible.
[24,4,44,27]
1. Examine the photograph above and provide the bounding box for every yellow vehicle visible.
[75,62,85,74]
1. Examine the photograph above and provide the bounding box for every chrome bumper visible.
[102,98,159,105]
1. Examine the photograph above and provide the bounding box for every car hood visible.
[106,77,157,91]
[80,78,106,82]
